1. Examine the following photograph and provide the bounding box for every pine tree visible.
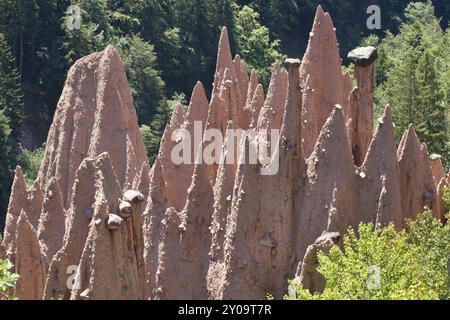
[233,4,286,88]
[374,2,449,159]
[414,49,448,156]
[116,35,165,125]
[0,33,23,150]
[0,109,12,229]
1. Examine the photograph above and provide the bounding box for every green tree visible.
[373,1,449,159]
[116,35,165,125]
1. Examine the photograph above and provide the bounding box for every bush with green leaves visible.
[16,146,45,187]
[288,211,450,300]
[443,186,450,211]
[233,4,286,90]
[0,259,18,300]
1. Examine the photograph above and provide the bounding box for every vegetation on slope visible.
[0,259,18,300]
[287,210,449,300]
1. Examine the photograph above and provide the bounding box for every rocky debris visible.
[14,211,46,300]
[398,126,439,222]
[436,178,449,221]
[296,232,341,293]
[347,46,378,66]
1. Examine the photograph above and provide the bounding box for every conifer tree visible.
[0,33,23,147]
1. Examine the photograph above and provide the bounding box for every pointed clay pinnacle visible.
[15,210,46,300]
[12,166,27,196]
[169,104,185,129]
[16,210,34,240]
[313,105,352,157]
[398,124,421,160]
[379,105,394,126]
[107,213,124,230]
[186,82,209,123]
[313,5,332,33]
[249,69,258,85]
[362,105,396,167]
[246,69,259,105]
[37,177,65,262]
[213,27,234,95]
[369,105,395,141]
[101,44,124,66]
[316,4,325,16]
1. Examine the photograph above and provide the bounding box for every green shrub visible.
[288,211,450,300]
[0,259,18,300]
[443,186,450,210]
[16,146,45,187]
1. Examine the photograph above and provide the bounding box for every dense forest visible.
[0,0,449,228]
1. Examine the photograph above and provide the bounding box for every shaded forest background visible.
[0,0,449,229]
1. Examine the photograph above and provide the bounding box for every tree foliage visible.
[233,4,286,89]
[0,33,22,228]
[16,145,44,187]
[115,35,165,125]
[0,259,19,300]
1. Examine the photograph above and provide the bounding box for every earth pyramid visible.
[1,6,446,300]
